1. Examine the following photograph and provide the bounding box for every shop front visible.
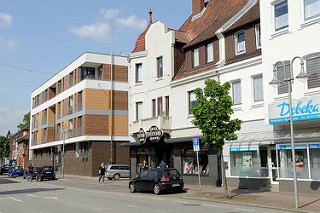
[123,126,221,186]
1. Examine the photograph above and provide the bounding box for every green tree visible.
[191,79,242,198]
[17,112,30,130]
[0,136,10,164]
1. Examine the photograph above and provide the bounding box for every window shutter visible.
[307,55,320,89]
[277,63,291,94]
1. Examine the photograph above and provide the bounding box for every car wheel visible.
[113,173,120,180]
[107,177,113,180]
[129,183,136,193]
[153,184,161,195]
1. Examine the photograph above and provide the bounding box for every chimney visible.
[192,0,205,15]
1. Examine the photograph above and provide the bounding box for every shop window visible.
[137,148,149,173]
[278,146,309,179]
[182,145,209,175]
[309,145,320,179]
[230,150,260,177]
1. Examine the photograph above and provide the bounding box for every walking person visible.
[98,163,106,184]
[158,160,168,168]
[27,164,33,182]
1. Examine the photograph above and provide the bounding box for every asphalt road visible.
[0,175,291,213]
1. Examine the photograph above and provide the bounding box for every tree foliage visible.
[191,79,242,151]
[17,112,30,130]
[0,136,10,164]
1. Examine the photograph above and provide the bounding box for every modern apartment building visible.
[30,52,130,176]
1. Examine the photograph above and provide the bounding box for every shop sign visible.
[230,146,258,152]
[309,144,320,149]
[269,97,320,124]
[276,144,307,150]
[135,126,163,144]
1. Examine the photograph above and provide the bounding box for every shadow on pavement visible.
[0,187,65,195]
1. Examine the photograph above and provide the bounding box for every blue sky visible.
[0,0,192,136]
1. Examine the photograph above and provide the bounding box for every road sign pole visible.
[196,150,201,190]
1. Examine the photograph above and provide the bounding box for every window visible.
[84,142,89,158]
[235,32,246,54]
[45,89,48,101]
[136,64,142,83]
[43,109,47,124]
[152,99,156,117]
[57,102,61,119]
[165,96,169,116]
[182,145,209,175]
[75,143,80,158]
[193,48,199,67]
[253,75,264,102]
[276,62,291,94]
[69,96,73,115]
[57,124,61,140]
[304,0,320,21]
[78,116,82,136]
[310,146,320,179]
[232,80,242,105]
[69,119,73,138]
[206,42,214,63]
[43,128,47,143]
[157,97,163,116]
[255,24,261,48]
[157,57,163,78]
[58,80,62,94]
[188,91,198,114]
[80,67,95,80]
[306,55,320,89]
[70,72,74,87]
[136,102,142,120]
[274,0,288,31]
[78,91,83,111]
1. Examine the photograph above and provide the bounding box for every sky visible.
[0,0,192,137]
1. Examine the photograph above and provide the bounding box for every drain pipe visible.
[110,52,113,164]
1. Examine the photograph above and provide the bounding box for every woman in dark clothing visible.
[98,163,106,183]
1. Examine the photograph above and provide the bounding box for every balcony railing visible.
[132,116,172,133]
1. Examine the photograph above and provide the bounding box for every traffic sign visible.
[193,138,200,151]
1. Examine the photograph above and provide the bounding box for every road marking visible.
[175,200,188,204]
[202,204,218,207]
[234,208,254,212]
[7,196,23,202]
[27,194,39,198]
[44,197,58,200]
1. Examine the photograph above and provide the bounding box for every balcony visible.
[132,116,172,133]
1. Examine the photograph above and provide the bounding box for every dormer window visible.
[193,48,199,67]
[235,32,246,54]
[206,42,214,63]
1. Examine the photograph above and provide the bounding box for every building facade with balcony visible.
[261,0,320,193]
[30,52,130,176]
[125,0,267,186]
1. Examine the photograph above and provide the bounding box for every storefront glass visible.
[309,144,320,179]
[137,148,149,173]
[277,145,309,179]
[182,145,209,175]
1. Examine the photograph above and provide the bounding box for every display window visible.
[182,145,209,175]
[309,144,320,179]
[136,148,149,173]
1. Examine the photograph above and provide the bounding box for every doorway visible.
[268,146,279,184]
[155,145,173,168]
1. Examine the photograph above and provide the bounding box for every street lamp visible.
[61,124,67,179]
[269,56,309,209]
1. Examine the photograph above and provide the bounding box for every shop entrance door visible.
[155,145,173,168]
[269,147,279,184]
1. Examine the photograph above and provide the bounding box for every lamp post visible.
[269,56,309,209]
[61,124,67,179]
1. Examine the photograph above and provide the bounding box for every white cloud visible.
[0,13,12,28]
[0,36,16,49]
[100,8,120,19]
[69,23,112,42]
[0,107,27,136]
[115,15,147,30]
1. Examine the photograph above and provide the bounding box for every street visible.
[0,175,293,213]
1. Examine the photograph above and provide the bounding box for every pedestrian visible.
[158,160,168,168]
[28,164,34,181]
[98,163,105,183]
[141,160,148,172]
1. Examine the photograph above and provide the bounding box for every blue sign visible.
[193,138,200,151]
[230,146,258,152]
[277,144,307,150]
[309,144,320,149]
[269,97,320,124]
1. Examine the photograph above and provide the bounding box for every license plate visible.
[172,184,180,187]
[46,172,51,174]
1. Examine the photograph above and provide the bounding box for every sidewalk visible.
[56,174,320,213]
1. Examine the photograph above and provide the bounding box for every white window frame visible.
[193,48,199,67]
[301,0,320,26]
[206,42,214,63]
[255,24,261,49]
[272,0,289,32]
[136,63,142,83]
[235,31,246,54]
[136,102,143,120]
[252,74,264,103]
[304,52,320,93]
[232,80,242,105]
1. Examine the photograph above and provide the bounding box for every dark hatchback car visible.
[129,168,184,195]
[0,164,11,175]
[36,166,56,181]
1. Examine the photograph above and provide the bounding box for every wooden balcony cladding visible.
[48,107,55,123]
[47,127,55,142]
[99,64,128,82]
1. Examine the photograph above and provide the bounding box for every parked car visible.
[0,164,11,175]
[129,168,184,195]
[105,164,130,180]
[23,167,40,180]
[8,166,24,177]
[36,166,56,181]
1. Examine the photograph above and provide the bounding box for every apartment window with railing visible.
[43,109,47,124]
[70,71,74,87]
[78,116,82,136]
[80,67,95,80]
[69,96,73,115]
[58,80,62,94]
[78,91,83,111]
[69,119,73,138]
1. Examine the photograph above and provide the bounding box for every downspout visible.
[110,52,114,164]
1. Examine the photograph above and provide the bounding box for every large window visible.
[136,102,142,120]
[78,91,83,111]
[182,145,209,175]
[157,57,163,78]
[232,80,242,105]
[306,55,320,89]
[253,75,264,102]
[235,32,246,54]
[309,145,320,179]
[80,67,95,80]
[193,48,199,67]
[274,0,288,31]
[157,97,163,116]
[78,116,82,136]
[136,64,142,83]
[188,91,198,114]
[70,71,74,87]
[206,42,214,63]
[304,0,320,21]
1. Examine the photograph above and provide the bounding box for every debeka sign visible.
[136,126,163,144]
[269,97,320,124]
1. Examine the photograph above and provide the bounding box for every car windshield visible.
[163,169,181,178]
[43,167,53,171]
